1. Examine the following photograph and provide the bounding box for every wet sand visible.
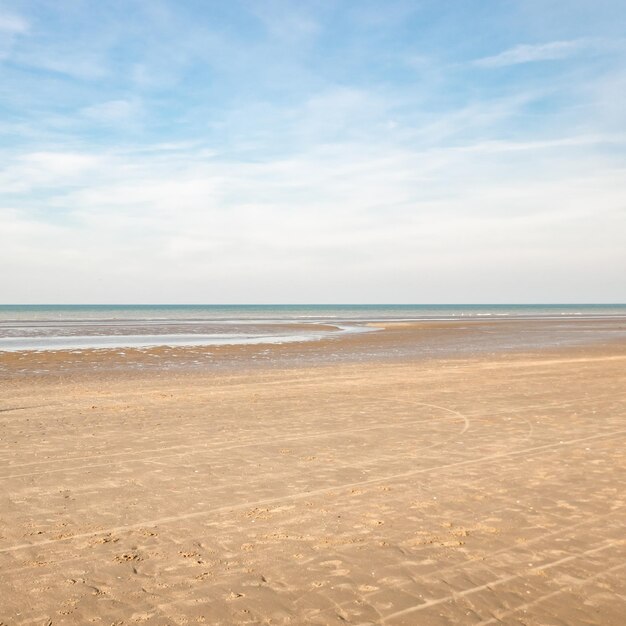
[1,320,625,624]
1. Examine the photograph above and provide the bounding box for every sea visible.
[0,304,625,352]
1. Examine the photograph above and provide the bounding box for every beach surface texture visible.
[1,317,625,625]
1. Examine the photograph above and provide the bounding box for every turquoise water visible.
[1,304,625,351]
[1,304,625,322]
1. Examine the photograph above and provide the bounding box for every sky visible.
[1,0,625,304]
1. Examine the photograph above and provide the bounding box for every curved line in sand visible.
[343,395,472,461]
[1,398,471,471]
[0,402,468,480]
[376,396,471,435]
[0,394,474,479]
[0,395,580,469]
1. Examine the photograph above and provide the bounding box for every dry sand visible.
[1,321,625,625]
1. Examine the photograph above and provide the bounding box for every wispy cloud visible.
[0,12,28,33]
[80,99,142,125]
[0,151,103,193]
[474,40,588,68]
[3,137,625,302]
[1,0,625,302]
[15,52,108,79]
[0,10,28,60]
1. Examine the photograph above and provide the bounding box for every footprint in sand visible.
[226,591,245,600]
[114,552,142,562]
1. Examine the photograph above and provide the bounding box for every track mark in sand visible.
[8,457,607,580]
[1,428,624,555]
[376,541,625,624]
[0,405,51,414]
[377,397,470,435]
[477,560,626,625]
[477,354,626,370]
[321,505,626,621]
[0,399,469,479]
[0,394,597,473]
[2,443,197,471]
[352,394,538,455]
[427,504,623,581]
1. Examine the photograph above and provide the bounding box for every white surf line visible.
[0,407,466,480]
[376,541,624,624]
[1,428,624,555]
[477,560,626,625]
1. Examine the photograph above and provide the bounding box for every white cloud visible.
[474,40,587,68]
[0,11,28,61]
[0,12,28,34]
[250,3,319,43]
[0,151,104,193]
[2,129,625,302]
[19,53,107,79]
[1,3,625,302]
[450,133,626,154]
[81,99,141,124]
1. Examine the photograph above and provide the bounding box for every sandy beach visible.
[1,320,625,625]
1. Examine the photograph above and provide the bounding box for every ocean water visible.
[0,304,625,352]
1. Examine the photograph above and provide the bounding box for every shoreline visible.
[2,317,625,382]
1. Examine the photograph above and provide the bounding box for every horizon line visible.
[1,303,625,307]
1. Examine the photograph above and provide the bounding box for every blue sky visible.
[1,0,625,303]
